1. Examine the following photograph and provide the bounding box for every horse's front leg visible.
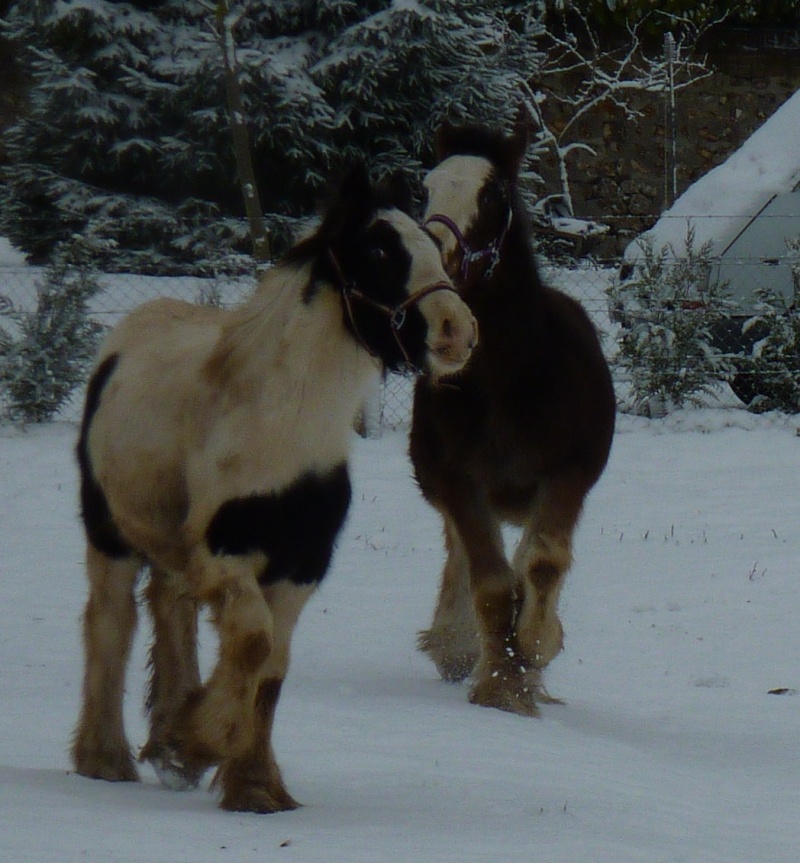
[72,546,143,781]
[215,581,314,813]
[140,567,205,790]
[167,549,274,780]
[418,512,480,682]
[512,475,584,677]
[444,493,545,716]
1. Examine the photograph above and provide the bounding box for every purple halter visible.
[425,208,512,282]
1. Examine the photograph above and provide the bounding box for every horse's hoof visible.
[517,620,565,669]
[435,652,478,683]
[142,743,207,791]
[468,664,561,717]
[468,679,542,717]
[141,732,212,790]
[73,747,139,783]
[218,777,300,814]
[417,629,478,682]
[220,788,300,814]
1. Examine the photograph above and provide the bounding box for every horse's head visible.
[423,122,526,289]
[308,163,478,379]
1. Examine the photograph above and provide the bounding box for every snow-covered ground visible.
[2,406,799,862]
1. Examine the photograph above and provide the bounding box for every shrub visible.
[0,242,104,423]
[737,268,800,414]
[609,226,735,416]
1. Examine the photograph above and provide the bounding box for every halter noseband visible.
[326,249,458,373]
[425,207,512,283]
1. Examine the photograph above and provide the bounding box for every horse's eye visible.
[368,244,389,264]
[480,186,496,207]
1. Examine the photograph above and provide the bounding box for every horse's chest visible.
[415,378,550,503]
[204,464,352,586]
[441,388,541,468]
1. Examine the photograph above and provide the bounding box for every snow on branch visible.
[524,8,717,216]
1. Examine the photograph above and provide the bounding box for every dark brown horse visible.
[410,123,616,716]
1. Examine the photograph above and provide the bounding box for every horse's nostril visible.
[441,318,454,339]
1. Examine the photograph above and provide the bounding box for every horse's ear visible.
[306,162,373,259]
[324,161,379,233]
[336,161,374,206]
[435,122,458,160]
[378,170,415,215]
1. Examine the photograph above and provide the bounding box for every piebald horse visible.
[72,164,477,812]
[411,123,615,716]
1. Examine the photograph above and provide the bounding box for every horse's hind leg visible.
[216,582,314,813]
[72,545,142,781]
[140,567,204,789]
[418,513,479,682]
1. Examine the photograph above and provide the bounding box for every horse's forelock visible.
[284,165,383,280]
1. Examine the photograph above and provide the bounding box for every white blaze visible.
[423,155,494,262]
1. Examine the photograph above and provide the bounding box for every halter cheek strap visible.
[327,249,458,373]
[425,207,512,282]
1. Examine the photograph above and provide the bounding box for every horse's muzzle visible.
[418,285,478,379]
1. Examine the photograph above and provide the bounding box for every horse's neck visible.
[477,228,544,320]
[212,262,378,426]
[462,230,547,372]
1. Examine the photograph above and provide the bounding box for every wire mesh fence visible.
[1,243,798,426]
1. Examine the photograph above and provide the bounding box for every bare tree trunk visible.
[216,1,271,262]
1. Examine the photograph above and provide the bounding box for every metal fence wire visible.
[0,246,798,425]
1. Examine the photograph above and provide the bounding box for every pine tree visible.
[312,1,543,180]
[1,1,544,274]
[737,263,800,414]
[559,1,800,29]
[0,0,253,273]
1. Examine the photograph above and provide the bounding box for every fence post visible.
[663,32,678,210]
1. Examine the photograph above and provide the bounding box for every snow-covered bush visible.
[735,240,800,414]
[0,241,104,424]
[609,226,734,416]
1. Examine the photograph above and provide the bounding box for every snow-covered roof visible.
[626,87,800,259]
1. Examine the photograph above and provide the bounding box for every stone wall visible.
[535,26,800,258]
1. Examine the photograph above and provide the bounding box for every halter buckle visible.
[425,206,512,284]
[391,308,407,331]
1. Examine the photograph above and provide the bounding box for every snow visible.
[626,87,800,259]
[0,237,27,267]
[2,408,799,862]
[2,71,800,858]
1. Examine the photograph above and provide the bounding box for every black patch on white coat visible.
[205,464,352,586]
[76,353,134,559]
[334,218,428,372]
[286,165,429,372]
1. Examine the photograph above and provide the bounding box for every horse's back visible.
[99,297,223,367]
